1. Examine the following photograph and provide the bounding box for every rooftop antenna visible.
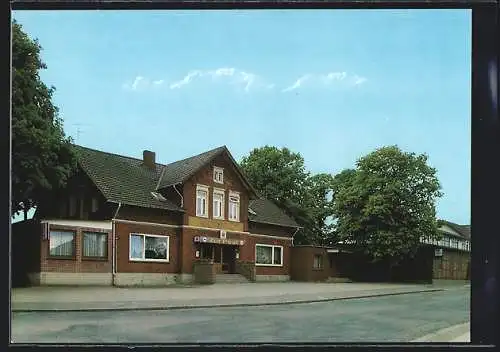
[71,123,89,143]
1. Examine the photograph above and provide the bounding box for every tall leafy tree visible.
[240,146,335,245]
[11,20,76,219]
[332,145,443,266]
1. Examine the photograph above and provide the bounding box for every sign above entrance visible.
[194,235,243,246]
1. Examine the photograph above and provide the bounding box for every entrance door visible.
[221,246,236,274]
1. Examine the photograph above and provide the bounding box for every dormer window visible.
[213,167,224,184]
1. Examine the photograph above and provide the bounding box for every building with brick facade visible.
[12,145,300,286]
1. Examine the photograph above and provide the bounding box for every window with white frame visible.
[196,185,209,217]
[83,231,107,258]
[129,233,169,262]
[213,167,224,184]
[49,230,75,257]
[228,191,240,221]
[255,244,283,266]
[213,189,225,219]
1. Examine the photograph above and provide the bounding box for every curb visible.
[12,288,444,313]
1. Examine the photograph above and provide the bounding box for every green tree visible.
[11,20,76,219]
[240,146,335,245]
[332,145,443,266]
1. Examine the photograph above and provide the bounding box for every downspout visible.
[173,183,184,208]
[111,202,122,286]
[291,227,301,247]
[172,183,184,280]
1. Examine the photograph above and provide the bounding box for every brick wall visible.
[115,221,180,274]
[41,224,111,274]
[251,236,291,277]
[291,246,331,282]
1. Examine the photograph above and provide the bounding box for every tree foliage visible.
[240,146,335,245]
[11,20,76,217]
[332,145,443,264]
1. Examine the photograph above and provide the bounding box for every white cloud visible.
[282,71,367,92]
[153,79,164,86]
[324,71,347,82]
[170,70,202,89]
[122,75,149,91]
[168,68,268,92]
[352,75,368,86]
[282,74,311,92]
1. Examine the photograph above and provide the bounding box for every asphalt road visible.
[11,287,469,344]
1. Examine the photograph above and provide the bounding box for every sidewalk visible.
[11,282,444,312]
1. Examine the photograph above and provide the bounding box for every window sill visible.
[213,216,225,221]
[196,214,209,219]
[312,268,324,271]
[47,256,77,261]
[82,257,108,262]
[213,180,224,184]
[255,263,283,267]
[228,218,240,222]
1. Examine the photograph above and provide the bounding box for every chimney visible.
[143,150,156,169]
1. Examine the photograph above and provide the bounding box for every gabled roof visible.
[73,144,297,228]
[157,145,257,197]
[248,198,299,228]
[74,145,183,212]
[438,219,471,240]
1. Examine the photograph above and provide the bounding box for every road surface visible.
[11,287,469,343]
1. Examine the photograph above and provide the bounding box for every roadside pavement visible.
[11,282,449,312]
[411,322,470,343]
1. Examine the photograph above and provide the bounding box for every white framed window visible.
[313,254,323,269]
[213,189,225,219]
[213,167,224,184]
[228,191,240,222]
[255,244,283,266]
[83,231,108,258]
[196,184,209,218]
[49,230,75,257]
[129,233,169,262]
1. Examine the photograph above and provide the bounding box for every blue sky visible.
[12,10,471,224]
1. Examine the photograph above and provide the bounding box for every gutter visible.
[111,202,122,286]
[173,183,184,208]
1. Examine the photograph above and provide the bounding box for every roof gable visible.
[157,146,257,197]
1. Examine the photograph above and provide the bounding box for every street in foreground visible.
[11,287,469,344]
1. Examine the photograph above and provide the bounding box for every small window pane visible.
[145,236,168,260]
[49,231,75,257]
[83,232,107,258]
[273,247,282,265]
[256,246,272,264]
[130,235,144,259]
